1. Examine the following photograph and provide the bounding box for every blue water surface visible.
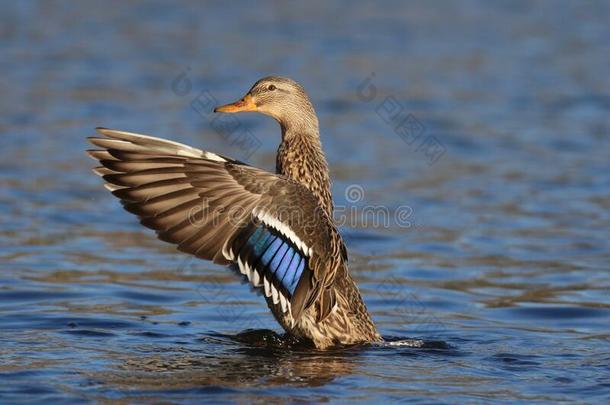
[1,1,609,403]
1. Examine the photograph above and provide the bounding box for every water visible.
[1,1,609,403]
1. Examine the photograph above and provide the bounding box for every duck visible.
[87,76,382,349]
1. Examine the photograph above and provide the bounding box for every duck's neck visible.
[276,124,334,217]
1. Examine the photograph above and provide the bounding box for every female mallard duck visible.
[88,76,382,349]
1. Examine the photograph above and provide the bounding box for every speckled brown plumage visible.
[277,133,334,216]
[87,76,381,348]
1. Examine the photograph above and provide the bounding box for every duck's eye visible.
[267,84,276,91]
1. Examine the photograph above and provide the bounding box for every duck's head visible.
[214,76,318,133]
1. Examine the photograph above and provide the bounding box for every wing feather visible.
[88,128,344,323]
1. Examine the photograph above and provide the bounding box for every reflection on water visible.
[103,333,359,389]
[89,331,453,403]
[1,0,610,403]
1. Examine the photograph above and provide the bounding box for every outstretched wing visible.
[87,128,343,322]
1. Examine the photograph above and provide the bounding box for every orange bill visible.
[214,94,257,113]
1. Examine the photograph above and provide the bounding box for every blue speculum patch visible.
[242,224,306,296]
